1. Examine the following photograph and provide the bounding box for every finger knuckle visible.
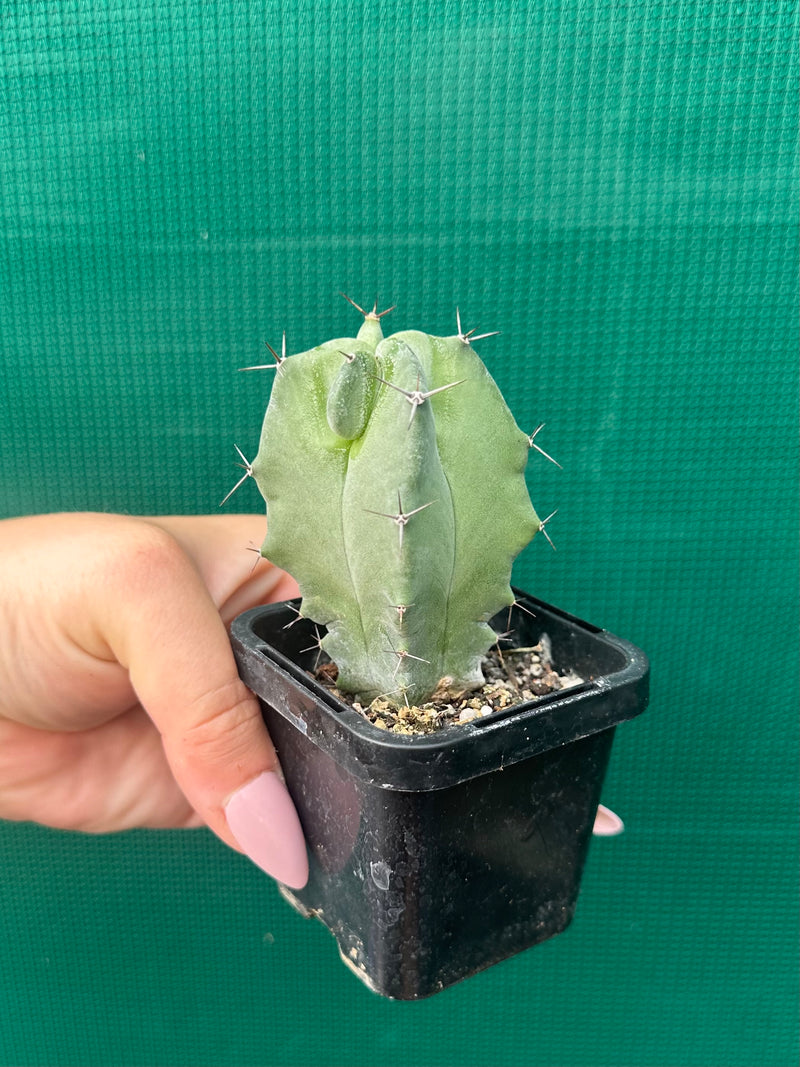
[180,679,261,764]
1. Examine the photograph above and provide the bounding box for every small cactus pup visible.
[239,298,555,709]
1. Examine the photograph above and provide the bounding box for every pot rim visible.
[231,590,649,790]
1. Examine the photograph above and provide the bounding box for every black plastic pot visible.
[230,592,649,1000]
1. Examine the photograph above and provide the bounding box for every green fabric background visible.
[1,2,797,1065]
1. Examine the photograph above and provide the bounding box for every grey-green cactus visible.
[234,300,555,708]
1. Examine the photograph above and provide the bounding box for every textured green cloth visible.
[1,2,797,1065]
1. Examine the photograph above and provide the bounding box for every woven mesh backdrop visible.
[1,3,797,1065]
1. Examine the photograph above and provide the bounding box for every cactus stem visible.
[455,307,501,344]
[363,492,437,549]
[340,292,396,320]
[538,509,558,551]
[527,424,563,468]
[219,445,254,506]
[251,310,543,708]
[373,374,466,427]
[240,333,287,374]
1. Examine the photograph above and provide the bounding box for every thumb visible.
[104,525,308,888]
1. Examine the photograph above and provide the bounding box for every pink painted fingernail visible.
[592,804,625,836]
[225,771,309,888]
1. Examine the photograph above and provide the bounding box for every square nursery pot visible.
[230,591,649,1000]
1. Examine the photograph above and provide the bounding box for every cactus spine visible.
[248,302,544,708]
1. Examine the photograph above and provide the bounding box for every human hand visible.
[0,512,308,888]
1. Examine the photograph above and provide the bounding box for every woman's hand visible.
[0,512,308,888]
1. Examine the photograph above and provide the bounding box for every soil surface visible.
[313,635,584,735]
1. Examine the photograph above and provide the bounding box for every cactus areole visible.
[250,304,544,708]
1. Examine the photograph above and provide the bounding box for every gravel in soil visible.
[313,635,585,735]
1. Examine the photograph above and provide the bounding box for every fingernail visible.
[592,804,625,836]
[225,771,309,888]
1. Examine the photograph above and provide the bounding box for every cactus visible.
[234,299,554,708]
